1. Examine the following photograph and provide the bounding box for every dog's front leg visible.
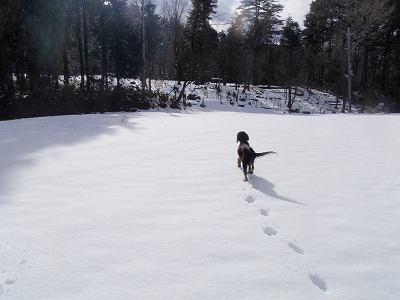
[237,157,242,168]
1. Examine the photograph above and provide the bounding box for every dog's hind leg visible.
[248,164,253,174]
[248,158,255,174]
[242,163,249,181]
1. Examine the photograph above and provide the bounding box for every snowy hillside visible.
[1,103,399,299]
[150,80,361,114]
[113,79,362,114]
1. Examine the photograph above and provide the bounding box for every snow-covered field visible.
[1,98,399,299]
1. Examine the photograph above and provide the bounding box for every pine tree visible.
[238,0,283,85]
[225,15,246,86]
[182,0,218,83]
[187,0,217,54]
[281,17,302,110]
[144,1,162,91]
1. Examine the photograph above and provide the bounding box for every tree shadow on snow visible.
[249,175,305,205]
[0,113,136,204]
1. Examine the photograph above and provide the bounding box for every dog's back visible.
[238,143,255,166]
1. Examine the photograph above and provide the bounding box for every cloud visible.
[211,0,239,30]
[153,0,312,30]
[280,0,313,26]
[214,0,313,27]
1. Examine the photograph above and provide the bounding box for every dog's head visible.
[237,131,249,143]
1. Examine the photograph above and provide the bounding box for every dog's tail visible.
[255,151,277,157]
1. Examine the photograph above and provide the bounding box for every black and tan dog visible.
[237,131,276,181]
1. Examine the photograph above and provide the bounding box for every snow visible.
[1,87,400,299]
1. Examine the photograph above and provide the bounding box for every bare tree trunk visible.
[76,0,85,90]
[100,41,107,91]
[380,29,393,90]
[287,51,293,110]
[63,50,70,85]
[176,80,189,104]
[100,7,107,91]
[148,61,153,92]
[82,1,90,91]
[361,46,369,87]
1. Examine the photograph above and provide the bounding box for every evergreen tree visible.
[0,0,23,100]
[303,0,344,87]
[281,17,302,110]
[108,0,141,86]
[225,14,247,87]
[187,0,217,53]
[303,0,397,111]
[387,0,400,111]
[183,0,219,83]
[144,1,162,91]
[238,0,283,85]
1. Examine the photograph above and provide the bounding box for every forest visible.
[0,0,399,120]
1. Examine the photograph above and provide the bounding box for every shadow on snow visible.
[249,175,305,205]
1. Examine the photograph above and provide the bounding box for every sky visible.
[154,0,313,31]
[214,0,314,29]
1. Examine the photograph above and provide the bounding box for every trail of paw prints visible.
[242,188,262,205]
[263,226,278,236]
[242,191,279,238]
[287,239,329,292]
[258,206,280,238]
[309,273,328,292]
[287,240,328,292]
[286,239,328,292]
[241,188,327,292]
[0,240,28,294]
[243,193,280,238]
[260,208,269,217]
[257,204,327,293]
[242,189,328,293]
[288,241,304,255]
[245,195,256,204]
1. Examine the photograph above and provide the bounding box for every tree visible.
[303,0,344,88]
[187,0,217,53]
[161,0,189,81]
[96,0,113,90]
[108,0,141,86]
[184,0,219,84]
[0,0,23,99]
[387,0,400,111]
[281,17,302,110]
[238,0,283,85]
[74,0,86,89]
[225,14,247,87]
[82,0,91,91]
[303,0,397,111]
[144,1,162,91]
